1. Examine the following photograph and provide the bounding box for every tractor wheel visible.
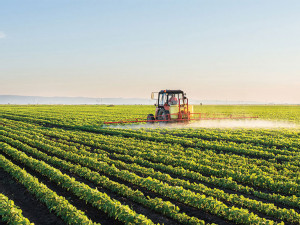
[147,114,155,123]
[158,109,170,122]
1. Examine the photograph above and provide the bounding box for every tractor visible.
[147,89,192,123]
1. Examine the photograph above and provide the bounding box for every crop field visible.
[1,105,300,225]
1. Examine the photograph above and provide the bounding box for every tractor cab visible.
[157,90,185,107]
[148,89,191,122]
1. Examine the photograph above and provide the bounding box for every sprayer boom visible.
[104,113,258,124]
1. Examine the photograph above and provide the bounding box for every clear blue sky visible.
[1,0,300,103]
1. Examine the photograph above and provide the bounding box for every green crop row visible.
[0,134,208,225]
[26,125,299,196]
[7,116,299,181]
[0,142,155,225]
[151,128,300,150]
[5,111,299,162]
[3,129,298,224]
[81,128,300,193]
[0,130,282,225]
[0,155,99,225]
[2,121,299,208]
[1,104,300,125]
[39,129,300,211]
[0,193,33,225]
[2,121,300,208]
[95,127,300,163]
[2,115,299,180]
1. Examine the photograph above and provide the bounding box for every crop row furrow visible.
[6,130,298,224]
[2,117,299,179]
[134,128,300,152]
[0,142,155,225]
[0,134,208,225]
[0,130,284,225]
[0,154,99,225]
[2,124,300,209]
[2,113,299,164]
[31,127,300,196]
[48,134,300,212]
[0,193,34,225]
[37,123,300,181]
[100,128,300,162]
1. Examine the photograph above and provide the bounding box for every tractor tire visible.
[147,114,155,123]
[158,109,170,122]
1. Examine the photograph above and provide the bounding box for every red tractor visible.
[147,89,192,123]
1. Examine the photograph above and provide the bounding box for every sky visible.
[1,0,300,104]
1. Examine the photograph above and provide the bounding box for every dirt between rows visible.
[55,133,300,213]
[0,167,65,225]
[15,137,236,225]
[0,151,179,225]
[45,135,296,223]
[1,151,125,225]
[1,135,234,225]
[1,117,296,225]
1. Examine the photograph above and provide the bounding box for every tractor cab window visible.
[178,93,184,105]
[169,94,178,105]
[158,92,185,106]
[158,93,167,106]
[169,93,184,105]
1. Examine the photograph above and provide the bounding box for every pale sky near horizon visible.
[1,0,300,103]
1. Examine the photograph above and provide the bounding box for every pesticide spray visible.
[105,119,299,130]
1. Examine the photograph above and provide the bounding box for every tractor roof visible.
[159,90,184,94]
